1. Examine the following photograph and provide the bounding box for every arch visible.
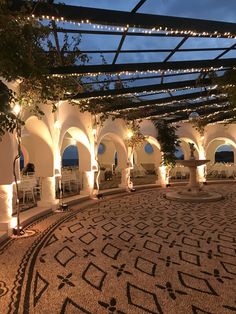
[61,127,91,171]
[59,115,90,150]
[134,136,162,170]
[60,126,91,153]
[62,145,79,167]
[206,137,236,164]
[98,132,127,168]
[24,116,54,177]
[206,137,236,151]
[145,136,161,150]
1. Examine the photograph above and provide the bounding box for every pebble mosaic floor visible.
[0,185,236,314]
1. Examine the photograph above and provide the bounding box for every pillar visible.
[81,171,94,195]
[0,184,13,231]
[119,168,132,189]
[156,166,168,187]
[37,176,59,208]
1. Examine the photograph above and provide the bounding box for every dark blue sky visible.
[53,0,236,67]
[56,0,236,23]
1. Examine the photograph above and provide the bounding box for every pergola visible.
[11,0,236,124]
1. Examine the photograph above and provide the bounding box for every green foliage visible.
[153,120,180,167]
[0,0,88,138]
[126,121,146,149]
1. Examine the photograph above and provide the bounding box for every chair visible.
[70,172,80,192]
[61,173,72,193]
[176,171,182,180]
[19,178,36,204]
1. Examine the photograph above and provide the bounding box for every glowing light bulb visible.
[127,130,133,139]
[12,103,21,115]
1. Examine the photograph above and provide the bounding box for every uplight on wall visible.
[54,120,61,129]
[92,128,97,136]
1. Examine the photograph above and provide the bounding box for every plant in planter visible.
[153,120,180,185]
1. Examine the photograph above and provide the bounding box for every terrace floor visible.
[0,184,236,313]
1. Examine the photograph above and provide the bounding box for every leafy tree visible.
[153,120,180,167]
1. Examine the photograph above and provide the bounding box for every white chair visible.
[19,178,36,204]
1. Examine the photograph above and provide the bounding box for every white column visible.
[156,166,166,186]
[198,138,206,183]
[119,168,132,189]
[81,171,94,195]
[38,176,59,208]
[0,184,13,231]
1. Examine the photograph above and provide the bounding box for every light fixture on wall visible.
[12,103,21,115]
[127,130,133,139]
[92,128,97,136]
[54,120,61,129]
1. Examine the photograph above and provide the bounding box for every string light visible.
[25,14,236,39]
[70,84,220,101]
[48,66,226,79]
[105,94,227,113]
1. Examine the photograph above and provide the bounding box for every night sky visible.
[55,0,236,22]
[54,1,236,158]
[52,1,236,66]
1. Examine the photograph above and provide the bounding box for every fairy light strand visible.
[27,14,236,39]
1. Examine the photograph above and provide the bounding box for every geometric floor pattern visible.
[0,185,236,313]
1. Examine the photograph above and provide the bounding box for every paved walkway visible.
[0,185,236,314]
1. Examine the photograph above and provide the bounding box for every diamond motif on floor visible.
[102,243,121,260]
[88,208,100,216]
[33,271,49,307]
[121,215,135,223]
[127,282,163,314]
[181,216,193,223]
[54,246,77,267]
[155,229,171,239]
[221,261,236,275]
[167,222,181,229]
[92,215,105,223]
[217,245,236,257]
[135,256,157,276]
[182,237,200,248]
[179,251,201,266]
[68,222,84,233]
[135,222,149,230]
[151,216,163,223]
[144,240,162,254]
[178,271,218,295]
[101,222,117,232]
[79,232,97,245]
[82,262,107,291]
[218,233,235,243]
[118,231,135,242]
[199,221,214,228]
[191,228,205,236]
[61,297,92,313]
